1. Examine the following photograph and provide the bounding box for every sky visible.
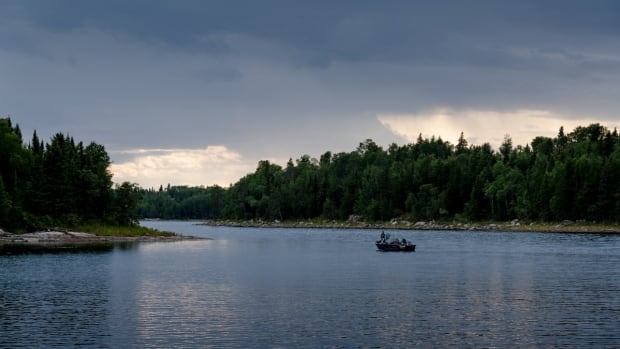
[2,0,620,188]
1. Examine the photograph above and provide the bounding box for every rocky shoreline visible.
[0,230,205,253]
[202,218,620,234]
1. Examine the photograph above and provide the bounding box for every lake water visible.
[1,221,619,348]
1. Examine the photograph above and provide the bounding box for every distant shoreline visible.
[200,219,620,234]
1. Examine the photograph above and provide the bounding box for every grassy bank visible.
[73,224,178,237]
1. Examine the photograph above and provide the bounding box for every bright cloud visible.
[378,108,619,149]
[109,146,255,188]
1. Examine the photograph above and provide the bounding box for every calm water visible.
[1,221,619,348]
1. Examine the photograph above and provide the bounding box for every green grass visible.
[73,224,178,237]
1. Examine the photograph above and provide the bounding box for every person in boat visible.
[401,238,407,246]
[380,231,386,243]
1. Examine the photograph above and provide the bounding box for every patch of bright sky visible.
[110,146,252,189]
[378,108,619,149]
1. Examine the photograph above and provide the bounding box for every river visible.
[1,221,619,348]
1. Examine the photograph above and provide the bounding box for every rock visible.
[348,215,363,222]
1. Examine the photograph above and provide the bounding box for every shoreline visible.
[0,230,206,252]
[201,219,620,234]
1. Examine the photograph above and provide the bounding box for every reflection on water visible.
[1,222,619,348]
[0,241,139,255]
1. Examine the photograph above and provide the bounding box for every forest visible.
[0,117,139,232]
[137,123,620,224]
[3,116,618,230]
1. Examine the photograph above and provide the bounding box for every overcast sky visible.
[3,0,620,188]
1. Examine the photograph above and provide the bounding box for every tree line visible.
[0,117,139,232]
[137,123,620,223]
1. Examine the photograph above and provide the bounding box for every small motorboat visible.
[376,232,415,252]
[375,240,416,252]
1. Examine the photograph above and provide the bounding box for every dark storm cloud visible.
[6,0,620,65]
[2,0,340,55]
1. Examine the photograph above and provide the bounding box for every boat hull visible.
[375,242,416,252]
